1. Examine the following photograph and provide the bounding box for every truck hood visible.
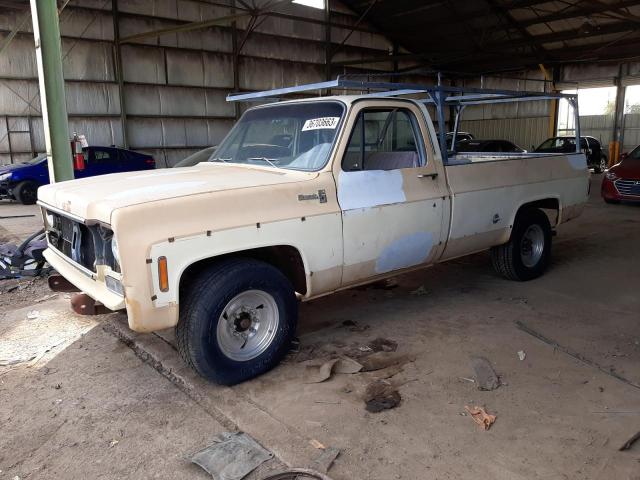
[38,163,317,223]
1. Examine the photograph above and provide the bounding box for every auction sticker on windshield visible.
[302,117,340,131]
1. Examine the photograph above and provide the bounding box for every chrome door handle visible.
[417,172,438,179]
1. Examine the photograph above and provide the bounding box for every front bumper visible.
[0,180,12,198]
[601,177,640,202]
[43,247,126,311]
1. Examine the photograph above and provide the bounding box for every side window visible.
[342,108,424,171]
[92,149,113,163]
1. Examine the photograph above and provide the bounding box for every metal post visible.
[231,0,241,119]
[324,0,332,95]
[30,0,73,182]
[112,0,128,148]
[434,89,448,164]
[570,97,580,154]
[611,64,626,165]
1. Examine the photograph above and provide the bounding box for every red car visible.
[601,144,640,204]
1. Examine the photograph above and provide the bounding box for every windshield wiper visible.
[247,157,278,168]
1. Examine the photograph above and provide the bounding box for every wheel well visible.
[179,245,307,300]
[516,198,560,225]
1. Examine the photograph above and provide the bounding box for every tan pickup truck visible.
[38,81,589,384]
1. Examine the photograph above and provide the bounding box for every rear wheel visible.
[14,181,38,205]
[176,258,297,385]
[595,157,607,173]
[491,208,552,281]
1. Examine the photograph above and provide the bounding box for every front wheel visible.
[14,181,38,205]
[491,208,552,281]
[176,258,297,385]
[595,157,607,173]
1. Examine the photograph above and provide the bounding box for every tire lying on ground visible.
[14,180,39,205]
[490,208,552,281]
[176,258,298,385]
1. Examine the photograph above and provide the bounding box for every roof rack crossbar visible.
[226,76,577,103]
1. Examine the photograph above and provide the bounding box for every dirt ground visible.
[1,175,639,479]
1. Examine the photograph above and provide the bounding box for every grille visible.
[614,179,640,197]
[48,213,97,272]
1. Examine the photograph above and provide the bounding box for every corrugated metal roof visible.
[338,0,640,74]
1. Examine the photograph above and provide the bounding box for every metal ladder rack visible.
[226,76,580,165]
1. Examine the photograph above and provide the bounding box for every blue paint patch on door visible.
[375,231,434,273]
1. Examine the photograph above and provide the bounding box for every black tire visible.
[594,156,607,174]
[490,208,552,281]
[176,258,297,385]
[14,180,38,205]
[604,198,620,204]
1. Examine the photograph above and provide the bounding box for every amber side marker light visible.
[158,256,169,292]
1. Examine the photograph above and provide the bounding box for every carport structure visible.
[2,0,640,172]
[1,2,640,480]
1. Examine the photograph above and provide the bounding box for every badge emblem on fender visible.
[298,189,327,203]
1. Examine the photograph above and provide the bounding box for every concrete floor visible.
[1,175,639,479]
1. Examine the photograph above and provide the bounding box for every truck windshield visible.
[212,102,344,171]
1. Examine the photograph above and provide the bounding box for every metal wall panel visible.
[623,113,640,152]
[459,117,549,151]
[0,1,397,165]
[121,44,166,83]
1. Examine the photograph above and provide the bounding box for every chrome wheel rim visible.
[520,224,545,268]
[600,159,606,171]
[216,290,279,361]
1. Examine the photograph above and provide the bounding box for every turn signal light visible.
[158,256,169,292]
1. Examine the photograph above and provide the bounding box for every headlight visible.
[0,172,11,181]
[605,171,617,180]
[45,212,55,227]
[111,236,120,264]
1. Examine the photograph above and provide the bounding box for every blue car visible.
[0,146,155,204]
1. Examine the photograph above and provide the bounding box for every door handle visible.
[417,172,438,180]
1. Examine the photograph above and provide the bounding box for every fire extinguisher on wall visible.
[70,132,86,171]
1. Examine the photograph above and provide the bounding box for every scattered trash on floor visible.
[26,310,39,320]
[470,356,500,391]
[191,432,273,480]
[368,337,398,353]
[0,229,51,280]
[34,293,58,303]
[309,439,326,449]
[310,446,340,474]
[619,431,640,451]
[369,364,405,380]
[517,350,526,361]
[259,469,334,480]
[304,356,364,383]
[340,320,369,332]
[109,439,119,447]
[464,405,496,430]
[363,379,401,413]
[409,285,429,296]
[360,352,416,372]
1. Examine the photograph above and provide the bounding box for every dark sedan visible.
[455,139,526,153]
[535,136,607,173]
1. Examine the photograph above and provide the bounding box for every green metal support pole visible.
[30,0,74,183]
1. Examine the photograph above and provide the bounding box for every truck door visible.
[334,101,448,286]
